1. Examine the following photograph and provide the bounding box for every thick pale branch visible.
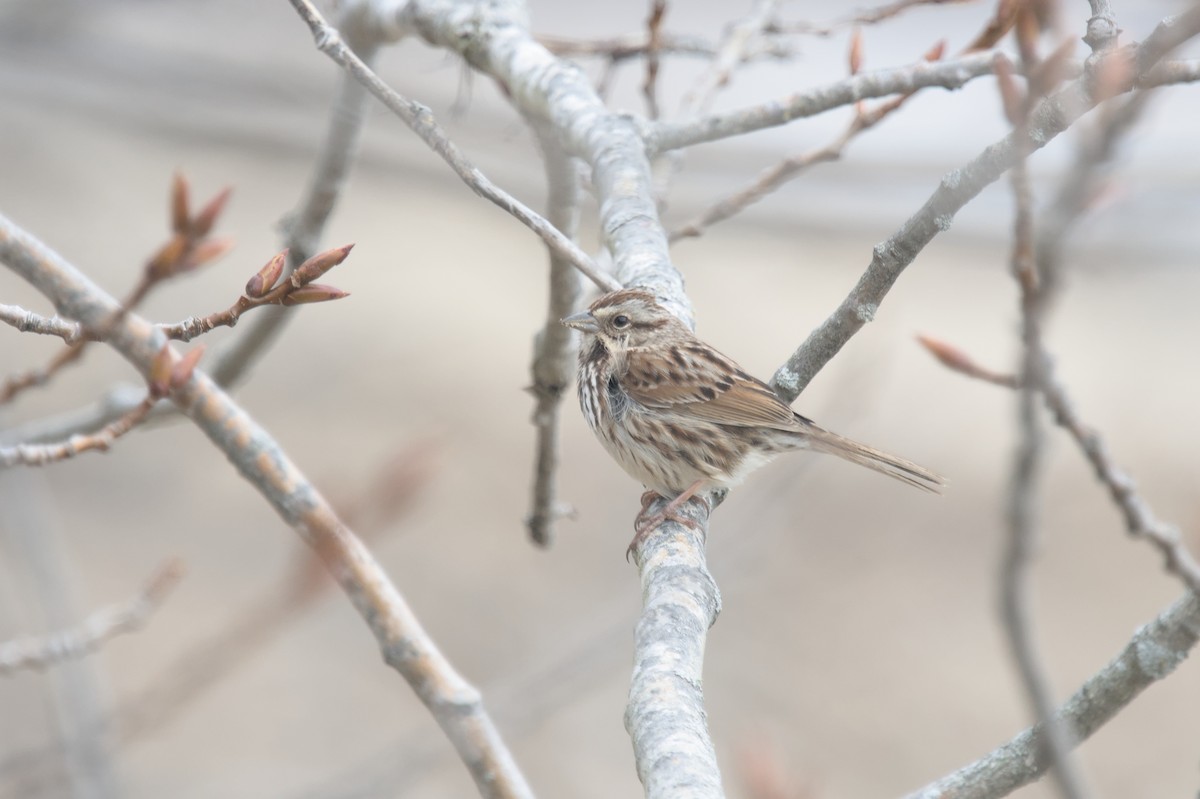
[356,1,721,792]
[0,215,533,799]
[625,499,723,799]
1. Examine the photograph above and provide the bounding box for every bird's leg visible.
[627,479,710,561]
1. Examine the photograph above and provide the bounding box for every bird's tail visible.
[805,424,944,494]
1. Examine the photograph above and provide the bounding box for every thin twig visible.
[0,396,158,468]
[538,30,795,62]
[771,0,973,36]
[642,0,667,119]
[287,0,617,293]
[0,560,184,676]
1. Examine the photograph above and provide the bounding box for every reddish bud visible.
[993,53,1026,125]
[190,187,232,238]
[291,243,354,286]
[149,344,174,397]
[923,39,946,62]
[246,249,288,298]
[182,237,235,271]
[1015,7,1041,67]
[916,334,977,373]
[170,345,206,390]
[848,28,864,75]
[171,173,190,235]
[281,283,350,306]
[963,0,1019,54]
[147,233,190,279]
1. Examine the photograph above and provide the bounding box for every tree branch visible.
[903,591,1200,799]
[768,6,1200,402]
[0,214,534,799]
[625,499,723,799]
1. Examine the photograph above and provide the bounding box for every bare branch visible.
[0,560,184,676]
[0,214,534,799]
[904,591,1200,799]
[646,52,1002,154]
[287,0,617,293]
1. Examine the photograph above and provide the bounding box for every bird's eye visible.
[612,315,631,329]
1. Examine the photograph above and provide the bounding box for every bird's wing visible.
[621,343,798,429]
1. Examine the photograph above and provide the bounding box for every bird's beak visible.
[561,310,600,334]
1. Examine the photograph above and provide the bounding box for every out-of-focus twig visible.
[642,1,667,119]
[537,30,795,62]
[0,561,184,676]
[526,131,583,547]
[904,591,1200,799]
[996,40,1093,799]
[655,0,782,203]
[669,36,944,242]
[771,0,973,36]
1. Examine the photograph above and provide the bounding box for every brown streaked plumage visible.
[562,288,943,555]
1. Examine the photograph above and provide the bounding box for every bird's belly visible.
[596,406,756,495]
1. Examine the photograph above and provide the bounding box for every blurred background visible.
[2,0,1199,797]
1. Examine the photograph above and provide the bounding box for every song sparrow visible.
[562,288,942,556]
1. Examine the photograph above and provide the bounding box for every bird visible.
[561,287,943,557]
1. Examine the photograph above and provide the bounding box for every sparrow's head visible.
[561,288,685,351]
